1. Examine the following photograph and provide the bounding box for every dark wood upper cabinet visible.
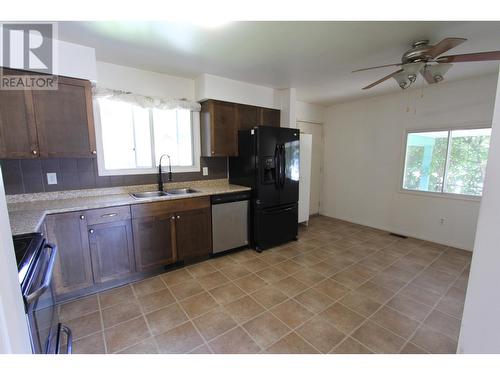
[0,69,96,159]
[201,99,281,157]
[237,105,280,128]
[88,219,136,284]
[45,211,94,298]
[201,100,238,157]
[0,88,38,158]
[260,107,280,127]
[32,76,96,158]
[237,104,260,131]
[176,207,212,263]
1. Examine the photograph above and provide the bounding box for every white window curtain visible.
[92,86,201,112]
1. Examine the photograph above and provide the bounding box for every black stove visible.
[12,232,72,354]
[13,232,44,288]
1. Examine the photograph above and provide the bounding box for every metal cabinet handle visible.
[25,243,57,304]
[91,150,97,155]
[89,229,94,234]
[100,213,117,218]
[176,215,180,219]
[171,216,175,220]
[80,215,85,220]
[32,150,38,155]
[56,324,73,354]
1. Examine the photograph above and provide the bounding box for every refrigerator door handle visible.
[280,144,286,188]
[274,144,280,189]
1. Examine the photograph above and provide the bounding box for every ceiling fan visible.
[353,38,500,90]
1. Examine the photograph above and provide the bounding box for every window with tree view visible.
[402,128,491,197]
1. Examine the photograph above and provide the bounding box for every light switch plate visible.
[46,173,57,185]
[202,167,209,176]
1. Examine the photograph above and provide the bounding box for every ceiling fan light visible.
[427,63,453,83]
[434,75,444,83]
[393,71,410,89]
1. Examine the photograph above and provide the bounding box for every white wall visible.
[0,168,31,354]
[57,40,97,81]
[195,73,278,109]
[97,61,195,99]
[296,101,325,124]
[1,38,96,81]
[275,88,297,128]
[322,74,498,251]
[458,68,500,353]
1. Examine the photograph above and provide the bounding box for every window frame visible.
[93,99,201,176]
[399,123,492,201]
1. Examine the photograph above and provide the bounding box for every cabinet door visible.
[176,208,212,262]
[237,104,260,131]
[132,214,177,272]
[260,108,280,127]
[32,76,96,158]
[45,212,94,297]
[88,219,135,284]
[212,101,238,156]
[0,88,38,158]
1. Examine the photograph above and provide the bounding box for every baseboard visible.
[317,212,473,252]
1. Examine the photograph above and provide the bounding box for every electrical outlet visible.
[202,167,209,176]
[47,173,57,185]
[440,218,446,225]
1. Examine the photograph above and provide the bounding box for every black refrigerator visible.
[229,126,300,251]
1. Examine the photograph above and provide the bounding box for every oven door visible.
[24,242,72,354]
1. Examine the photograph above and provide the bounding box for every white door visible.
[299,134,312,223]
[297,121,323,215]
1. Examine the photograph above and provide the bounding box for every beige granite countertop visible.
[7,179,251,235]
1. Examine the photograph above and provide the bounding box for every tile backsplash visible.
[0,157,227,195]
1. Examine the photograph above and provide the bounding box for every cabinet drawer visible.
[85,205,131,225]
[131,196,210,219]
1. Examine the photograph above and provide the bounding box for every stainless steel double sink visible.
[131,188,199,199]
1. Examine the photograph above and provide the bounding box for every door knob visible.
[80,215,85,220]
[32,150,38,155]
[89,229,94,234]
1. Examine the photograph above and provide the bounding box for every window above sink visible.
[94,98,201,176]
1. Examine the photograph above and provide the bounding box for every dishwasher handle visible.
[211,191,251,204]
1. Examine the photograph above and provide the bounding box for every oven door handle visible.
[56,323,73,354]
[25,243,58,305]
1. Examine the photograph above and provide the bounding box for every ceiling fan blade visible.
[362,69,404,90]
[427,37,467,58]
[421,68,435,84]
[437,51,500,63]
[352,63,401,73]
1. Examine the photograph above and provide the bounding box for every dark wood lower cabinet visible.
[132,213,177,272]
[88,219,136,284]
[47,197,213,301]
[176,208,212,262]
[45,211,94,297]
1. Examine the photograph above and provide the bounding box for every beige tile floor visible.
[61,215,470,354]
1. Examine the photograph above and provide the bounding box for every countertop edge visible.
[8,185,251,236]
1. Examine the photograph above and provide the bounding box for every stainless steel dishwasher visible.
[211,191,251,254]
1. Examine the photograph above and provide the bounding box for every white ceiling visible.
[57,21,500,105]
